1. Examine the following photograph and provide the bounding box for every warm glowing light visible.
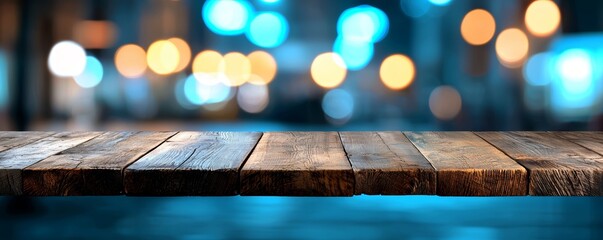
[221,52,251,86]
[429,86,462,120]
[73,20,116,49]
[146,40,180,75]
[237,83,269,113]
[74,56,103,88]
[379,54,415,90]
[311,52,347,89]
[48,41,87,77]
[192,50,224,85]
[461,9,496,45]
[525,0,561,37]
[247,51,277,85]
[495,28,529,67]
[115,44,147,78]
[168,38,191,73]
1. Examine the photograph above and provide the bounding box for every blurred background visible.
[1,0,603,239]
[0,0,602,132]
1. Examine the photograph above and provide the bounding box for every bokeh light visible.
[333,36,374,71]
[174,75,198,110]
[246,12,289,48]
[192,50,224,85]
[247,51,277,85]
[184,74,232,106]
[221,52,251,86]
[525,0,561,37]
[523,52,553,86]
[202,0,253,36]
[337,5,389,43]
[74,56,103,88]
[48,41,87,77]
[556,49,593,95]
[310,52,347,89]
[461,9,496,46]
[429,86,462,120]
[379,54,415,90]
[429,0,452,6]
[146,40,180,75]
[322,89,354,121]
[495,28,529,67]
[400,0,431,18]
[168,38,191,73]
[237,83,269,113]
[115,44,147,78]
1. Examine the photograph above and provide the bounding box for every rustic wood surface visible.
[124,132,262,196]
[0,131,601,196]
[477,132,603,196]
[23,131,176,196]
[339,131,436,195]
[240,132,354,196]
[0,132,102,195]
[405,132,528,196]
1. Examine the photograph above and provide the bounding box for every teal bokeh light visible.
[333,36,374,71]
[322,89,354,120]
[246,12,289,48]
[202,0,254,36]
[74,56,103,88]
[337,5,389,43]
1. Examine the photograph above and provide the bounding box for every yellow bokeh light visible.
[461,9,496,45]
[115,44,147,78]
[146,40,180,75]
[192,50,224,85]
[525,0,561,37]
[168,37,191,73]
[247,51,277,85]
[310,52,347,89]
[495,28,529,68]
[221,52,251,87]
[379,54,415,90]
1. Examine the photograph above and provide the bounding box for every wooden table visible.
[0,131,601,196]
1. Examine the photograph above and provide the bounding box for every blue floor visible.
[1,196,602,239]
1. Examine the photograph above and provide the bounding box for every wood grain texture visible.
[0,132,54,153]
[124,132,262,196]
[554,132,603,156]
[22,131,176,196]
[477,132,603,196]
[339,131,435,195]
[240,132,354,196]
[0,132,101,195]
[405,132,527,196]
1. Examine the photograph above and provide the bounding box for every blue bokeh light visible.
[333,36,374,71]
[551,48,598,115]
[400,0,431,18]
[337,5,389,43]
[322,89,354,120]
[0,50,7,107]
[74,56,103,88]
[429,0,452,6]
[202,0,254,36]
[259,0,280,4]
[246,12,289,48]
[523,52,553,86]
[184,74,232,106]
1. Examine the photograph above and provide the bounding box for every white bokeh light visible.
[48,41,87,77]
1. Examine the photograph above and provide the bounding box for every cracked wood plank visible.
[339,131,435,195]
[22,131,176,196]
[123,132,262,196]
[477,132,603,196]
[405,132,527,196]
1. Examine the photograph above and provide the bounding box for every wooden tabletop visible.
[0,131,601,196]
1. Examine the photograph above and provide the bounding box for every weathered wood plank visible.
[554,131,603,156]
[0,132,101,195]
[22,131,176,196]
[339,131,436,195]
[477,132,603,196]
[240,132,354,196]
[124,132,262,196]
[405,132,527,196]
[0,131,54,152]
